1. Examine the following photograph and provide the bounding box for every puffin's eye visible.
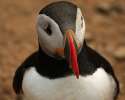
[81,16,83,20]
[44,24,52,35]
[81,16,83,27]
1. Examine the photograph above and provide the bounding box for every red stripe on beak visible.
[66,31,79,79]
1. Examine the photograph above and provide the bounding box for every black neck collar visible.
[35,41,114,79]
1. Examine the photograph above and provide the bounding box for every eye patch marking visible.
[44,24,52,35]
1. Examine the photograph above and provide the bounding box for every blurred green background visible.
[0,0,125,100]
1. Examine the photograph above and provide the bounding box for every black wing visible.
[13,52,38,94]
[78,42,119,100]
[86,45,120,100]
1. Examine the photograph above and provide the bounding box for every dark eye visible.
[81,16,83,27]
[81,16,83,21]
[44,24,52,35]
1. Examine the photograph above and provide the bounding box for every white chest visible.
[22,67,116,100]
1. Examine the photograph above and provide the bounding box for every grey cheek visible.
[37,14,64,57]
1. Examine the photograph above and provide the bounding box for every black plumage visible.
[39,1,77,34]
[13,1,119,100]
[13,41,119,99]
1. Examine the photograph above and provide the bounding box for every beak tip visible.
[75,71,79,79]
[76,75,79,79]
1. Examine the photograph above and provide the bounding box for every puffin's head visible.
[37,1,85,78]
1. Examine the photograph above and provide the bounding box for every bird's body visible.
[13,1,119,100]
[22,67,115,100]
[14,45,119,100]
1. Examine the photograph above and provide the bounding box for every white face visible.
[75,8,85,51]
[36,8,85,58]
[37,14,64,57]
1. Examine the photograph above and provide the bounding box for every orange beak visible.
[64,30,79,79]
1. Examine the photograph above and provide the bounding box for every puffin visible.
[13,1,119,100]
